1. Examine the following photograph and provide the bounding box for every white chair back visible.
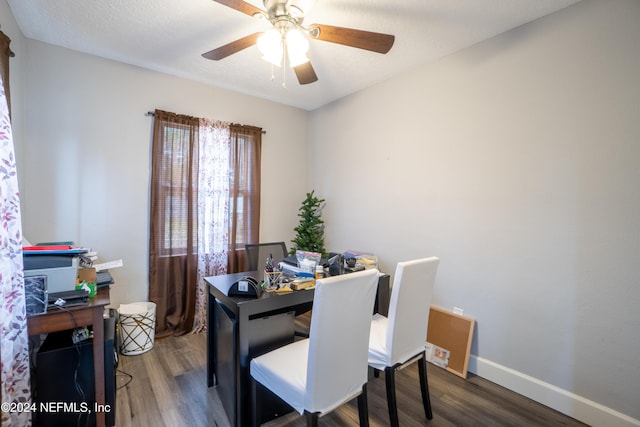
[386,257,440,365]
[305,269,379,414]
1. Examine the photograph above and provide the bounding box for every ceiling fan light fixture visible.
[286,28,310,66]
[287,50,309,67]
[257,29,283,66]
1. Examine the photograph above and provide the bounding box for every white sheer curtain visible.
[0,76,31,425]
[193,118,231,332]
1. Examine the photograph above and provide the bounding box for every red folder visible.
[23,245,74,251]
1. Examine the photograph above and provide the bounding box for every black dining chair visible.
[245,241,312,337]
[245,242,288,271]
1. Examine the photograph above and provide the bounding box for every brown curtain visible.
[149,113,262,336]
[149,109,200,337]
[0,31,12,118]
[227,124,262,272]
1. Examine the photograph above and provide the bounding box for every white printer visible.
[24,255,80,294]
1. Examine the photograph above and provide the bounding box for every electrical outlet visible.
[453,306,464,316]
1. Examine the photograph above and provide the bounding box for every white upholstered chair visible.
[250,269,380,426]
[368,257,440,426]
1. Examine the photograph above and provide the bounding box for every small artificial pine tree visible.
[290,190,327,257]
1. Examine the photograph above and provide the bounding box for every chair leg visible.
[251,377,261,427]
[384,366,400,427]
[305,412,319,427]
[418,354,433,420]
[357,384,370,427]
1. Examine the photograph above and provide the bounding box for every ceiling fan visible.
[202,0,395,85]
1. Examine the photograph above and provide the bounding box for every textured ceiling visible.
[7,0,581,111]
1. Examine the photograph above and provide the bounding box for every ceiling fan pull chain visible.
[282,41,287,88]
[282,61,286,89]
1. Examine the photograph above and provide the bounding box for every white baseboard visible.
[468,355,640,427]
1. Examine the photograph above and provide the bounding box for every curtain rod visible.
[146,111,266,134]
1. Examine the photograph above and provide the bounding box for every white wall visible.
[16,39,309,308]
[309,0,640,425]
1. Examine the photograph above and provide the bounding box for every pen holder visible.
[264,271,282,290]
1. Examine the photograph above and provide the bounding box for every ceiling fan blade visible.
[309,24,395,54]
[212,0,263,17]
[202,32,262,60]
[294,61,318,85]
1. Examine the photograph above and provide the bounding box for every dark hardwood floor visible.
[115,333,587,427]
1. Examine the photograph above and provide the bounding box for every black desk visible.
[206,270,390,427]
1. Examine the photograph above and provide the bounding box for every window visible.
[157,121,198,256]
[229,125,262,251]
